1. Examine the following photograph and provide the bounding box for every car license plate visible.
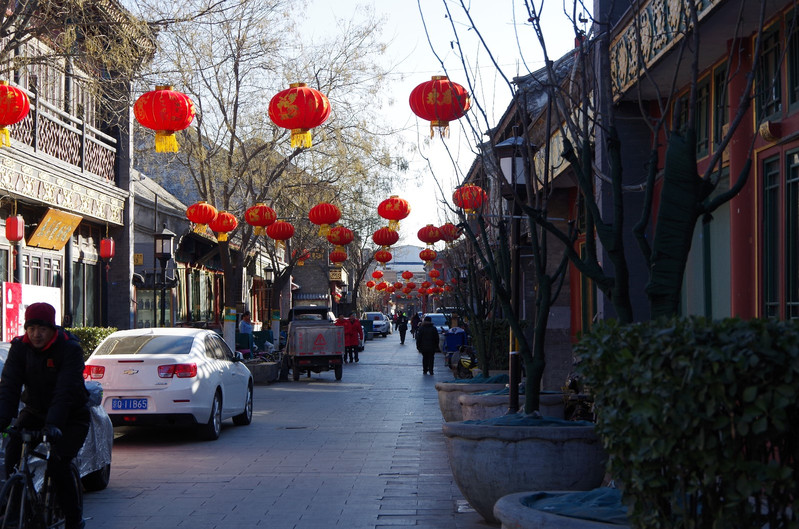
[111,398,148,410]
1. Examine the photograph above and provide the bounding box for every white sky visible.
[303,0,580,243]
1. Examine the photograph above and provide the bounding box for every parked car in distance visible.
[361,312,391,337]
[423,313,451,334]
[0,342,113,491]
[84,328,254,441]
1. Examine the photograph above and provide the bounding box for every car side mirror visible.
[233,352,244,362]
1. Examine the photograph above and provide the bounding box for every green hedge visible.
[66,327,117,360]
[575,317,799,529]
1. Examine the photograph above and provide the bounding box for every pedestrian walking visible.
[410,312,421,338]
[415,316,440,375]
[397,312,409,344]
[336,313,364,363]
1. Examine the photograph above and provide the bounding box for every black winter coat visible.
[0,329,89,429]
[415,322,440,353]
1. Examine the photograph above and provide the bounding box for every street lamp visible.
[154,224,176,327]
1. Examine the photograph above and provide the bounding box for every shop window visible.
[71,262,98,327]
[756,27,782,121]
[713,63,729,148]
[764,156,780,317]
[788,12,799,109]
[696,80,710,158]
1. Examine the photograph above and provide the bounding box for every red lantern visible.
[453,184,488,214]
[372,270,384,280]
[375,249,392,266]
[186,201,218,233]
[268,82,331,148]
[327,225,354,246]
[0,82,29,147]
[309,202,341,236]
[208,211,238,242]
[435,279,445,287]
[428,269,441,279]
[417,224,441,246]
[387,285,396,294]
[266,220,295,249]
[439,222,461,243]
[134,85,195,152]
[245,203,277,236]
[433,261,444,269]
[5,214,24,243]
[409,76,471,138]
[377,195,411,231]
[293,249,311,266]
[401,270,414,281]
[421,281,432,289]
[393,282,403,290]
[99,237,115,261]
[406,281,416,289]
[419,248,437,264]
[366,280,376,289]
[329,248,348,266]
[418,287,427,295]
[376,281,387,291]
[451,277,458,285]
[372,227,399,248]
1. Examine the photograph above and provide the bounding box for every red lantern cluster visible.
[186,201,218,233]
[0,81,30,148]
[409,76,471,138]
[453,184,488,214]
[134,85,195,153]
[268,82,331,148]
[244,203,277,236]
[309,202,341,236]
[209,211,238,242]
[377,195,411,231]
[417,224,441,246]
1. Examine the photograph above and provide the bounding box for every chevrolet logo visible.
[122,369,139,375]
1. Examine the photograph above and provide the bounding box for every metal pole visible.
[160,259,167,327]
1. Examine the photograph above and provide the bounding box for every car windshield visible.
[94,335,195,356]
[426,314,448,326]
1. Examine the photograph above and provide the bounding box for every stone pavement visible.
[83,330,498,529]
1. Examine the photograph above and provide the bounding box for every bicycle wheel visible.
[44,463,82,528]
[0,473,28,529]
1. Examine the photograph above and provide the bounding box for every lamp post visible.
[154,224,176,327]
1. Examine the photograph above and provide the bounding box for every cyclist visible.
[0,302,90,529]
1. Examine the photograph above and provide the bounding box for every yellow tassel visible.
[388,220,399,231]
[155,131,179,153]
[193,224,207,234]
[276,241,285,251]
[0,128,10,147]
[297,260,305,266]
[217,233,228,242]
[318,224,330,237]
[291,129,312,149]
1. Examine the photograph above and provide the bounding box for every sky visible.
[303,0,580,244]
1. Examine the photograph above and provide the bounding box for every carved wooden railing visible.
[10,86,117,181]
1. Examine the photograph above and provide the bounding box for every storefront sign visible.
[27,209,83,250]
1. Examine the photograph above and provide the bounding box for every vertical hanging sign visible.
[3,282,22,341]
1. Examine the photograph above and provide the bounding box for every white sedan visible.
[84,328,254,440]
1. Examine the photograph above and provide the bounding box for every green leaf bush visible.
[575,316,799,529]
[67,327,117,360]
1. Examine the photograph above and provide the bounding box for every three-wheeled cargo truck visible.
[285,307,344,381]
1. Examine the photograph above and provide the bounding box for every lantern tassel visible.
[291,129,312,149]
[0,127,10,147]
[155,131,179,153]
[387,220,399,231]
[193,223,207,234]
[216,233,228,242]
[254,226,264,236]
[318,224,331,237]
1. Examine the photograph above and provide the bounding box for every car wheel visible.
[200,390,222,441]
[334,364,343,380]
[292,358,301,381]
[232,383,253,426]
[82,463,111,492]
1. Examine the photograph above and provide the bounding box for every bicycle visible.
[0,428,82,529]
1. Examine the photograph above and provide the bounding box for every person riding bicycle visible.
[0,302,90,529]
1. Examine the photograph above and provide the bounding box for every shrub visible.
[575,316,799,529]
[67,327,117,360]
[472,319,510,371]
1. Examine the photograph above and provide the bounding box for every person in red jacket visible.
[336,313,364,363]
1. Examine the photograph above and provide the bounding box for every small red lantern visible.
[439,222,461,243]
[435,279,445,287]
[376,281,387,291]
[372,270,384,280]
[0,81,30,147]
[266,220,295,249]
[245,203,277,236]
[377,195,411,231]
[433,261,444,269]
[327,225,354,246]
[293,249,311,266]
[5,214,24,243]
[421,281,432,289]
[409,76,471,138]
[208,211,238,242]
[453,184,488,214]
[428,269,441,279]
[393,281,403,290]
[419,248,437,264]
[372,227,399,248]
[406,281,416,289]
[401,270,414,281]
[366,280,376,289]
[268,82,331,148]
[309,202,341,236]
[451,277,458,285]
[134,85,195,152]
[418,287,427,295]
[99,237,115,261]
[329,248,348,266]
[417,224,441,246]
[375,249,392,266]
[186,201,218,233]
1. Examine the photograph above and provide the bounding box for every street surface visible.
[83,329,494,529]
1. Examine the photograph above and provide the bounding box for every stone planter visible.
[494,490,629,529]
[443,418,607,524]
[435,380,508,422]
[459,391,566,421]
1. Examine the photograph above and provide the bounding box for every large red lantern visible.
[393,282,403,290]
[99,237,115,261]
[244,203,277,236]
[329,248,348,266]
[409,76,471,138]
[371,270,384,280]
[186,201,218,233]
[377,195,411,231]
[266,220,294,249]
[406,281,416,290]
[0,81,29,147]
[374,249,392,266]
[268,82,331,148]
[372,227,399,248]
[401,270,414,281]
[134,85,195,152]
[208,211,238,242]
[327,225,354,246]
[453,184,488,214]
[309,202,341,236]
[5,214,24,243]
[439,222,461,243]
[417,224,441,246]
[428,269,441,279]
[419,248,437,264]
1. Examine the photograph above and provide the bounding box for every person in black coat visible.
[0,302,90,529]
[397,312,409,345]
[415,316,440,375]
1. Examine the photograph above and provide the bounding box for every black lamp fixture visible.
[264,266,274,286]
[495,135,537,196]
[154,224,176,327]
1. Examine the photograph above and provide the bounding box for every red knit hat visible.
[24,302,57,329]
